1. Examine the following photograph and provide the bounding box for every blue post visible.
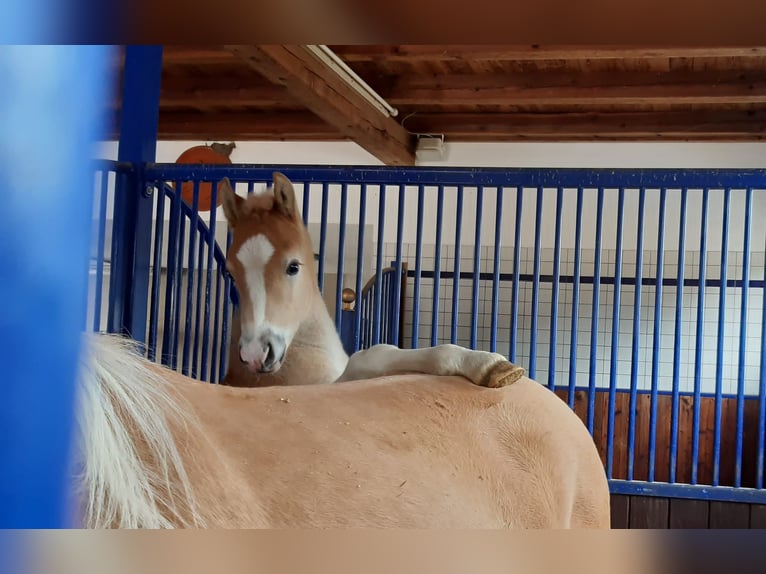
[107,45,163,343]
[0,45,113,528]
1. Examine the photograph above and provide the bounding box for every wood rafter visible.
[224,45,415,165]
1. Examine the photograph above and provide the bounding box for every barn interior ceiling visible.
[109,45,766,165]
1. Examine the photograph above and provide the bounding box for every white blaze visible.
[236,234,275,334]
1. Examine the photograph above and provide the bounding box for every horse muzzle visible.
[239,333,286,373]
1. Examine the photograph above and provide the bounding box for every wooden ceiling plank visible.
[403,110,766,139]
[224,44,415,165]
[331,45,766,62]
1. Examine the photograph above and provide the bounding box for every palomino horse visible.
[218,173,525,389]
[70,173,610,529]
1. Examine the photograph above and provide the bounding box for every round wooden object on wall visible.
[174,144,234,212]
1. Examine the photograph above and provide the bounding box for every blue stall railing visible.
[95,163,766,504]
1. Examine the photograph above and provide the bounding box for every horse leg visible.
[335,344,525,388]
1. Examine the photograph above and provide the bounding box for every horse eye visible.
[286,261,301,276]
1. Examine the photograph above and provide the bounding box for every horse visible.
[218,173,525,390]
[69,172,610,529]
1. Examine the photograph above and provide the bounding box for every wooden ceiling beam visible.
[403,110,766,140]
[106,111,343,141]
[331,45,766,62]
[224,44,416,165]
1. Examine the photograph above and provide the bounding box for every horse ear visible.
[219,177,243,226]
[272,172,299,220]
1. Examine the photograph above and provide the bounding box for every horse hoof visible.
[481,361,525,388]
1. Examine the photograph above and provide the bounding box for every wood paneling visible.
[553,388,764,488]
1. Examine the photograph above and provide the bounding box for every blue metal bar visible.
[628,187,646,481]
[393,185,406,347]
[353,185,368,352]
[172,215,187,368]
[692,188,710,485]
[372,186,386,345]
[568,187,584,409]
[302,182,311,227]
[181,180,201,376]
[587,187,604,434]
[219,229,234,382]
[529,186,543,376]
[107,45,162,342]
[608,480,766,504]
[713,187,731,486]
[759,250,766,489]
[92,170,110,332]
[490,187,504,353]
[317,182,329,293]
[510,187,523,361]
[200,182,220,382]
[147,182,166,360]
[451,186,464,344]
[607,187,625,478]
[411,185,425,347]
[211,261,223,383]
[548,187,563,390]
[470,186,484,349]
[670,188,688,483]
[431,185,445,346]
[192,194,208,378]
[161,181,183,367]
[144,164,766,193]
[648,187,667,482]
[334,183,348,328]
[735,187,753,487]
[0,44,112,528]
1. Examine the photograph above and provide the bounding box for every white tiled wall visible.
[371,242,765,397]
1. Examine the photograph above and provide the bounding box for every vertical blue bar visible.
[568,187,584,409]
[334,184,348,328]
[451,186,464,345]
[393,185,406,347]
[372,186,387,345]
[607,187,625,478]
[587,187,604,434]
[201,182,220,382]
[713,188,731,486]
[219,229,234,382]
[161,181,182,367]
[147,182,166,360]
[211,264,223,383]
[317,182,329,293]
[92,171,110,332]
[181,180,201,376]
[431,186,445,346]
[353,185,368,352]
[648,188,667,481]
[302,182,311,227]
[691,188,709,485]
[670,188,688,483]
[490,187,504,353]
[0,44,112,528]
[628,187,646,481]
[510,187,523,361]
[735,187,753,487]
[530,187,543,378]
[192,194,208,379]
[758,243,766,489]
[411,185,425,347]
[107,45,162,342]
[470,186,484,349]
[548,187,563,390]
[172,216,187,367]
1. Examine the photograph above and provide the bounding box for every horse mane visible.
[74,333,205,528]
